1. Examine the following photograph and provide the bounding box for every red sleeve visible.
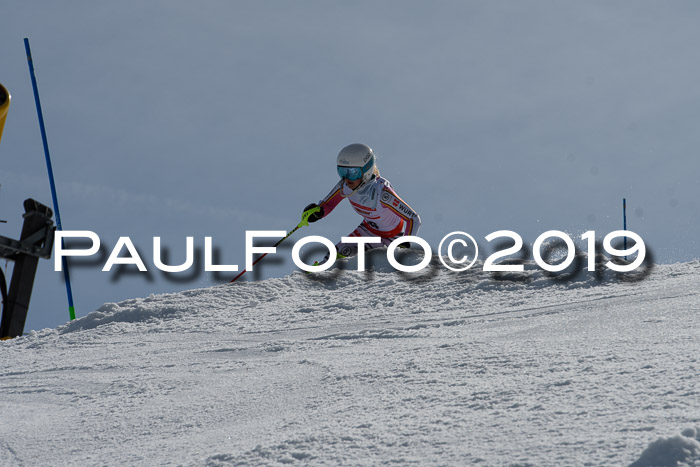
[318,180,344,218]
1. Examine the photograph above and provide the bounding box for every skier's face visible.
[344,178,362,189]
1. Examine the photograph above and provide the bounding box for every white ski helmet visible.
[336,143,376,184]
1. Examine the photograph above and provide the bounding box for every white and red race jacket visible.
[319,176,421,237]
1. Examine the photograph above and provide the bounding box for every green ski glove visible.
[301,203,324,226]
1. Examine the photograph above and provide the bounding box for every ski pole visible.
[229,206,321,283]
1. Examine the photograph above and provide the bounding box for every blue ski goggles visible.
[337,158,373,181]
[337,166,363,181]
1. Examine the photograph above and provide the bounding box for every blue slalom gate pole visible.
[623,198,627,259]
[24,38,77,321]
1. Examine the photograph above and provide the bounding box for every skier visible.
[302,143,421,263]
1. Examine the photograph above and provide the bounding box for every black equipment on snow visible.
[0,199,55,339]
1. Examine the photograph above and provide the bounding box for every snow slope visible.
[1,253,699,466]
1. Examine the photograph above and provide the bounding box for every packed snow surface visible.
[1,253,699,466]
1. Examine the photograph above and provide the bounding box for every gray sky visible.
[1,1,699,331]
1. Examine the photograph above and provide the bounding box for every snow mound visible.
[53,250,660,335]
[329,248,654,288]
[2,260,699,466]
[630,427,700,467]
[49,250,679,337]
[314,248,653,289]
